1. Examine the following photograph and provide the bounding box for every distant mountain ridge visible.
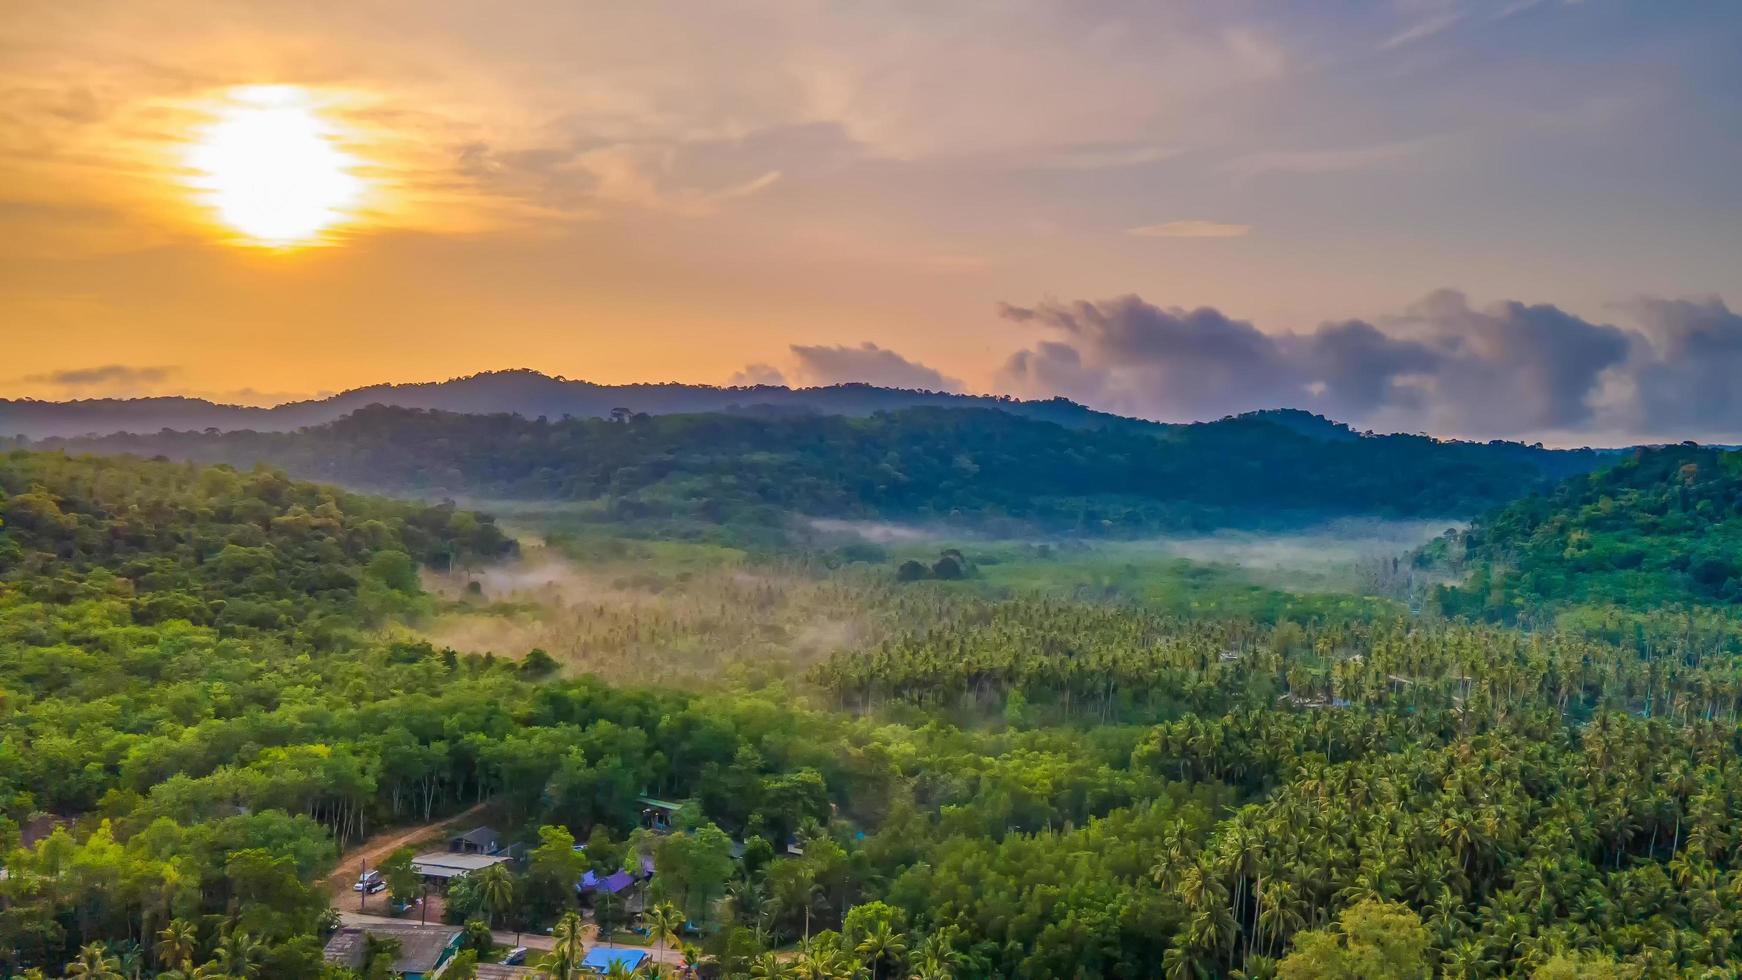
[33,401,1611,535]
[0,369,1142,439]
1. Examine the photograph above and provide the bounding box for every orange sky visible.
[2,1,1738,436]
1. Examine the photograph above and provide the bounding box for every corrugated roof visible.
[411,852,513,878]
[321,923,460,974]
[451,826,501,846]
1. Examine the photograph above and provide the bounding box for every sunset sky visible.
[3,1,1739,442]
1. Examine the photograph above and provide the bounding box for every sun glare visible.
[186,86,366,247]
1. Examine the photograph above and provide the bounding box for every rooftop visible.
[322,923,460,975]
[411,851,514,879]
[451,825,502,848]
[582,948,649,973]
[579,869,637,895]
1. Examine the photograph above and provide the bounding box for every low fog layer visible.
[418,549,892,685]
[1146,518,1459,577]
[805,517,966,544]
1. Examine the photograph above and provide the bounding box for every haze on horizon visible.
[2,1,1739,445]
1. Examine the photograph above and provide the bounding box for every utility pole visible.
[359,859,367,913]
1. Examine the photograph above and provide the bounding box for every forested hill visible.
[0,449,514,631]
[0,369,1135,438]
[38,403,1608,533]
[1429,444,1742,624]
[10,450,1742,977]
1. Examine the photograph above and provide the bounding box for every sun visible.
[186,86,366,247]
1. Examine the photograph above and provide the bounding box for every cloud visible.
[729,363,787,387]
[1611,296,1742,440]
[455,137,786,220]
[1379,11,1466,50]
[22,364,178,388]
[1225,139,1432,179]
[786,343,962,392]
[995,290,1663,439]
[997,297,1305,421]
[1492,0,1549,19]
[1024,143,1180,171]
[1127,220,1251,239]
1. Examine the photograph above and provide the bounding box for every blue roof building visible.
[581,948,649,974]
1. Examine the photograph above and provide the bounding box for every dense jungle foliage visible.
[32,404,1605,535]
[1427,446,1742,643]
[9,447,1742,978]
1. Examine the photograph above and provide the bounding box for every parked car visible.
[367,880,386,894]
[503,947,528,966]
[352,870,383,892]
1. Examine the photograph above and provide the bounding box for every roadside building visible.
[581,948,650,974]
[410,850,514,891]
[577,868,637,897]
[637,796,681,833]
[321,922,462,979]
[449,825,505,855]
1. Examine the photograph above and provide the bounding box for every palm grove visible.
[8,433,1742,977]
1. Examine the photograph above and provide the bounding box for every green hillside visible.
[1429,445,1742,632]
[36,404,1607,537]
[8,450,1742,977]
[0,450,515,630]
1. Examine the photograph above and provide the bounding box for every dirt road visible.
[319,802,493,900]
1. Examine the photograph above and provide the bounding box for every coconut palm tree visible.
[722,874,770,934]
[476,862,516,929]
[156,919,199,975]
[645,900,684,970]
[111,942,145,980]
[210,932,263,979]
[855,921,907,980]
[794,938,856,980]
[548,910,589,980]
[907,933,960,980]
[64,944,124,980]
[677,940,709,978]
[750,951,796,979]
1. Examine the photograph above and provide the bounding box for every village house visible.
[322,923,462,979]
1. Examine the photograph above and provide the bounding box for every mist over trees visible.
[33,403,1605,536]
[3,408,1741,978]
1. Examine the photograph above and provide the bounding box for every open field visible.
[412,513,1435,687]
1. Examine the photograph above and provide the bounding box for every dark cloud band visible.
[998,290,1741,442]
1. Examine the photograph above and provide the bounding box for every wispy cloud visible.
[1492,0,1548,20]
[22,364,178,388]
[1225,138,1432,179]
[1379,11,1466,49]
[1127,220,1251,239]
[1491,0,1583,21]
[1025,143,1180,171]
